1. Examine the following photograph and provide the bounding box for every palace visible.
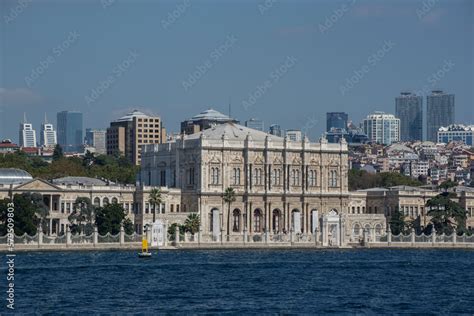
[139,122,387,246]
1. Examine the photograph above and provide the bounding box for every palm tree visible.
[149,188,163,223]
[184,213,201,235]
[223,187,236,239]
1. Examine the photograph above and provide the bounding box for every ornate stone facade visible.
[140,123,386,246]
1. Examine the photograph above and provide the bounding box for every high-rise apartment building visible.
[286,130,302,142]
[85,129,107,154]
[395,92,423,141]
[426,90,455,142]
[438,124,474,146]
[19,115,37,147]
[40,115,57,147]
[326,112,348,132]
[106,110,166,165]
[57,111,83,153]
[244,118,264,132]
[269,124,282,137]
[363,112,400,145]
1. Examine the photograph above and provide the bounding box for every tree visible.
[426,192,468,235]
[68,197,95,235]
[389,210,409,235]
[223,187,236,238]
[123,218,134,235]
[438,180,457,191]
[348,169,422,191]
[167,223,185,241]
[52,144,64,161]
[0,193,48,236]
[95,203,128,235]
[184,213,200,235]
[148,188,162,223]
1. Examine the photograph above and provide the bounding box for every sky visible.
[0,0,473,143]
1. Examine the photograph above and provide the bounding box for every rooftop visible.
[189,109,235,122]
[0,168,33,185]
[52,176,108,186]
[115,110,152,122]
[185,122,284,142]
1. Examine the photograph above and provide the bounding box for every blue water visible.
[1,249,474,314]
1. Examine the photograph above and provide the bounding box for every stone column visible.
[164,222,168,247]
[197,227,202,246]
[38,225,43,248]
[93,226,98,246]
[411,228,415,246]
[432,226,436,246]
[174,225,180,247]
[387,226,392,246]
[314,227,319,246]
[363,229,368,246]
[66,225,71,247]
[264,231,268,245]
[243,228,248,245]
[453,231,457,245]
[120,224,125,246]
[290,228,294,245]
[220,228,224,245]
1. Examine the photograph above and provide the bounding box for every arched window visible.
[211,167,220,185]
[364,224,371,236]
[253,209,262,232]
[103,197,109,206]
[375,224,382,235]
[232,168,241,185]
[232,209,241,232]
[111,197,118,204]
[271,169,281,186]
[254,168,263,185]
[353,223,361,236]
[272,209,281,232]
[93,197,100,207]
[291,169,300,186]
[309,170,317,186]
[329,170,338,187]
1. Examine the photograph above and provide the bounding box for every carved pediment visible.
[329,158,340,167]
[273,156,283,165]
[209,154,221,164]
[309,157,320,165]
[292,156,302,165]
[254,155,264,165]
[15,179,62,192]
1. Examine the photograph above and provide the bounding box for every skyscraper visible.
[85,129,106,154]
[395,92,423,142]
[244,118,264,131]
[57,111,83,153]
[363,112,400,145]
[269,124,282,137]
[19,114,37,147]
[40,115,57,147]
[106,110,166,165]
[326,112,348,132]
[426,90,455,142]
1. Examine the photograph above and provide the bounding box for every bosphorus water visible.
[2,249,474,314]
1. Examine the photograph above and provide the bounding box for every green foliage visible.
[95,203,128,235]
[438,180,457,191]
[52,144,64,161]
[389,210,410,235]
[0,193,49,235]
[184,213,200,234]
[426,192,468,235]
[123,218,134,235]
[0,151,139,184]
[167,223,185,241]
[349,169,422,191]
[148,188,162,221]
[68,197,95,235]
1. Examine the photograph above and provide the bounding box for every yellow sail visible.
[142,238,148,253]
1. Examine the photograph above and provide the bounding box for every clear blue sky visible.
[1,0,473,142]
